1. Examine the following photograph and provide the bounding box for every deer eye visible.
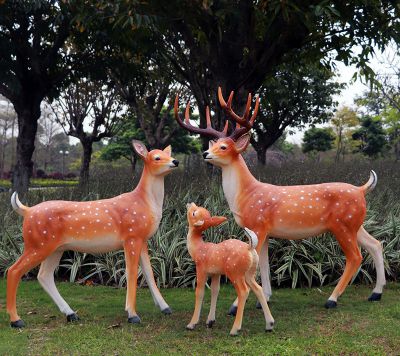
[220,145,227,150]
[192,211,195,217]
[155,156,161,161]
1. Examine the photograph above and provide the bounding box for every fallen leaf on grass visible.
[27,311,37,315]
[107,323,122,329]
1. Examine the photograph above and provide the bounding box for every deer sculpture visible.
[186,203,274,336]
[7,140,178,328]
[175,87,385,314]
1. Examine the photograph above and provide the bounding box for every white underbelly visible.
[270,225,327,240]
[62,235,123,254]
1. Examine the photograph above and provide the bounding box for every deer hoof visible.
[162,307,172,315]
[229,329,239,336]
[256,301,262,309]
[368,292,382,302]
[66,313,80,322]
[228,305,237,316]
[324,300,337,309]
[186,323,196,330]
[10,319,25,328]
[266,321,274,332]
[128,315,141,324]
[206,320,215,328]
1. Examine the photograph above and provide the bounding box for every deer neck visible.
[221,155,259,221]
[187,229,204,260]
[135,167,165,218]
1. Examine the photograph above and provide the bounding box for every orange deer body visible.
[186,203,274,335]
[175,88,386,312]
[7,141,178,328]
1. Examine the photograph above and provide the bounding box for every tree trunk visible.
[255,146,267,165]
[79,141,93,191]
[12,108,40,196]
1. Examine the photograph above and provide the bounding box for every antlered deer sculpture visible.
[7,140,178,328]
[175,88,385,313]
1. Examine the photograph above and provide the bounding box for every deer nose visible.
[203,151,209,159]
[172,159,179,167]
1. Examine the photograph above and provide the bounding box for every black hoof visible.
[162,307,172,315]
[368,292,382,302]
[128,315,141,324]
[228,305,237,316]
[206,320,215,328]
[66,313,80,322]
[266,328,273,332]
[256,301,262,309]
[10,319,25,328]
[324,300,337,309]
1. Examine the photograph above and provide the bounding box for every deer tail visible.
[11,192,28,216]
[361,170,377,194]
[244,227,258,250]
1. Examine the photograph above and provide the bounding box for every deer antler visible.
[174,95,228,140]
[174,87,259,141]
[218,87,259,140]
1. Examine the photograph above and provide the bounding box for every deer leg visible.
[124,238,143,324]
[37,250,78,322]
[206,274,220,328]
[257,238,272,308]
[245,273,274,331]
[357,226,386,301]
[325,229,362,308]
[7,248,54,327]
[140,244,171,314]
[187,271,207,330]
[230,278,249,336]
[228,229,269,315]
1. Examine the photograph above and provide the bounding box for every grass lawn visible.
[0,280,399,355]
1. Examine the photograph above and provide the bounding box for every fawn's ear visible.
[186,202,196,210]
[209,216,228,227]
[234,133,251,153]
[132,140,148,159]
[163,145,172,156]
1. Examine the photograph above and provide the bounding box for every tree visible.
[52,80,124,189]
[331,106,359,162]
[352,116,388,158]
[302,127,335,160]
[0,1,78,195]
[250,62,341,164]
[100,111,201,172]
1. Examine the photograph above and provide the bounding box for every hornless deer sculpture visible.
[7,140,178,327]
[175,87,385,313]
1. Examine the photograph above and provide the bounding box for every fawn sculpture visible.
[7,140,178,328]
[186,203,274,336]
[175,88,385,313]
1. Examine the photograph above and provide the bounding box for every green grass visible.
[0,178,78,188]
[0,280,399,355]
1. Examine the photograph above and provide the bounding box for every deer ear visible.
[193,220,204,227]
[234,133,251,153]
[163,145,172,156]
[209,216,228,227]
[132,140,148,159]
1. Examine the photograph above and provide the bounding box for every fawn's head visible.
[186,202,227,232]
[132,140,179,176]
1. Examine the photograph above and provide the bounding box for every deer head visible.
[132,140,179,176]
[186,202,227,231]
[174,87,259,166]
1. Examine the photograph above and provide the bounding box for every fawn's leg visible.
[206,275,220,328]
[230,278,249,336]
[187,271,207,330]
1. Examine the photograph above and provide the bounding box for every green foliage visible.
[352,116,388,157]
[0,178,78,189]
[302,127,335,154]
[1,159,399,290]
